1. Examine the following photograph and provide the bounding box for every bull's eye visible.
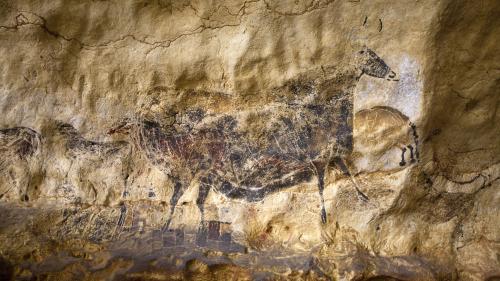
[359,50,365,54]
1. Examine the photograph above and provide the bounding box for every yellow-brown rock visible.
[0,0,498,280]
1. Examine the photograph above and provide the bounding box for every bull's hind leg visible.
[162,180,185,232]
[333,157,369,201]
[316,168,328,224]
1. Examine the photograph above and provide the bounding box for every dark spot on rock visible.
[424,128,441,142]
[266,226,273,234]
[0,257,13,281]
[465,99,479,111]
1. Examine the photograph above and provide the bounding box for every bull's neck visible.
[134,125,161,157]
[314,69,361,104]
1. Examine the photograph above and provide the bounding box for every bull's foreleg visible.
[195,175,212,246]
[162,180,185,232]
[197,176,211,226]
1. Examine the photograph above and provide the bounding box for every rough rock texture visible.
[0,0,499,280]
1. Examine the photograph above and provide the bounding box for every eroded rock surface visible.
[0,0,498,280]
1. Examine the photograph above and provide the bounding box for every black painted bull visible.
[109,47,399,230]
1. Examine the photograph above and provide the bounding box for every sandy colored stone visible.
[0,0,498,280]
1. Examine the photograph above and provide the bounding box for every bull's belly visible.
[215,152,314,190]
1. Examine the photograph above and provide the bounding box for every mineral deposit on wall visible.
[0,0,498,280]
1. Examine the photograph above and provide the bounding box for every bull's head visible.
[356,47,399,81]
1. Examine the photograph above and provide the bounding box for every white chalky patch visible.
[354,54,423,121]
[353,55,422,173]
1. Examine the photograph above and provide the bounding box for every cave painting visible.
[108,47,405,230]
[0,127,42,200]
[354,106,419,167]
[55,121,129,160]
[0,48,415,232]
[0,127,41,163]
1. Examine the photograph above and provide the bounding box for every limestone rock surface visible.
[0,0,499,280]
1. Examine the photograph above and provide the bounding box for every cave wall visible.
[0,0,498,280]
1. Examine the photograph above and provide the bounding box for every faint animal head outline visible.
[107,117,142,135]
[0,127,42,160]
